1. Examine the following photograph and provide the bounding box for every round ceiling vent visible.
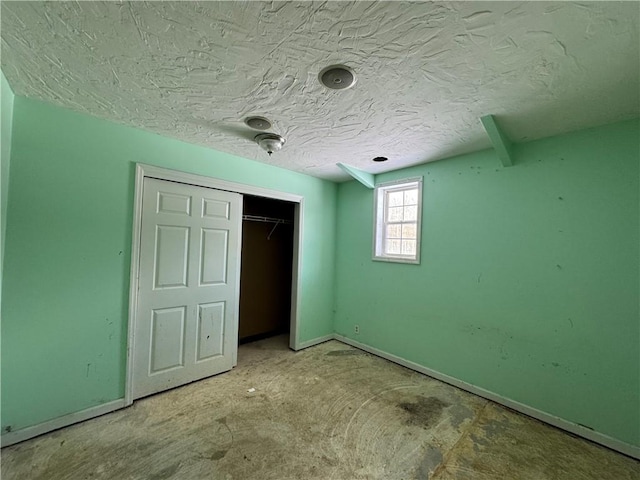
[244,116,272,130]
[318,65,357,90]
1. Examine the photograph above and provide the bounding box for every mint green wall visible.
[1,71,15,296]
[3,92,638,450]
[334,119,640,447]
[1,96,336,433]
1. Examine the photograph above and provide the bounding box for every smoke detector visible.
[244,116,272,130]
[255,133,286,156]
[318,65,357,90]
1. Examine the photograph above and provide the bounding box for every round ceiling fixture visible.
[245,116,272,130]
[372,156,388,162]
[318,64,357,90]
[255,133,286,156]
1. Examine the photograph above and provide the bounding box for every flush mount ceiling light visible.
[372,156,388,162]
[244,116,272,130]
[255,133,286,156]
[318,64,357,90]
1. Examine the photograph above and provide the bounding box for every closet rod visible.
[242,214,292,225]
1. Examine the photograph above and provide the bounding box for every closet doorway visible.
[126,164,304,406]
[239,195,295,344]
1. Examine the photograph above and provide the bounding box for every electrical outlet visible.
[354,324,360,334]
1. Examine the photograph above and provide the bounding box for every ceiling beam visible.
[336,163,375,189]
[481,115,514,167]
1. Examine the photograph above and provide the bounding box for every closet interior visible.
[238,195,295,343]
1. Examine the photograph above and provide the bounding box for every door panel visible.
[158,192,192,216]
[200,229,228,285]
[150,306,186,373]
[154,225,190,289]
[197,302,225,361]
[202,198,230,218]
[133,177,242,400]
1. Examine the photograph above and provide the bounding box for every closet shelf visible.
[242,215,292,225]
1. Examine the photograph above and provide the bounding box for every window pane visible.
[374,179,421,263]
[388,191,404,207]
[386,224,401,239]
[401,239,416,255]
[402,223,416,239]
[388,207,403,222]
[386,239,401,255]
[404,189,418,205]
[403,205,417,221]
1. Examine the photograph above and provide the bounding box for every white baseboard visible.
[1,399,126,448]
[292,334,335,351]
[333,334,640,460]
[4,337,638,460]
[2,333,337,448]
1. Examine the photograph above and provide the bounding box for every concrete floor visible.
[2,336,638,480]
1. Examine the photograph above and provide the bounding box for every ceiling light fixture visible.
[372,156,388,162]
[255,133,286,156]
[245,116,272,130]
[318,64,357,90]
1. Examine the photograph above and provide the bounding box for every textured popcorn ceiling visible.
[1,2,638,181]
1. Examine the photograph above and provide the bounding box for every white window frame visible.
[373,177,423,264]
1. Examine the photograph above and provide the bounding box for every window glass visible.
[388,191,404,207]
[373,178,422,264]
[388,207,403,222]
[403,205,417,221]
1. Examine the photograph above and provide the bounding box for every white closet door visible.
[132,177,242,399]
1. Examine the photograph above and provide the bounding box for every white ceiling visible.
[1,1,638,181]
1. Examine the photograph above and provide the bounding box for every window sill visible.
[372,255,421,265]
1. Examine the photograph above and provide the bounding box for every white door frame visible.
[125,163,304,406]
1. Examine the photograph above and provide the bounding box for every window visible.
[373,178,422,264]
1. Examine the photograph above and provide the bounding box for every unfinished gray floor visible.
[2,336,638,480]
